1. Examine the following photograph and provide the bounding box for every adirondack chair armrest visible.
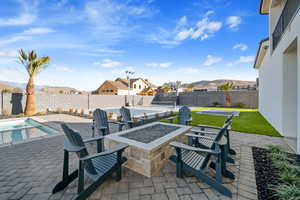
[170,142,220,155]
[196,125,232,131]
[80,143,129,161]
[190,128,218,135]
[108,121,127,126]
[83,136,105,143]
[185,133,214,141]
[196,124,222,130]
[91,124,108,130]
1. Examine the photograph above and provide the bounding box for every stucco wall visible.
[0,93,155,115]
[153,91,258,108]
[258,9,300,152]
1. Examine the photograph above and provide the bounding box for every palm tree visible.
[19,49,50,116]
[218,82,234,107]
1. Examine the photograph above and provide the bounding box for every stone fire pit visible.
[105,122,191,177]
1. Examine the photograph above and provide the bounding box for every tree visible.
[1,88,12,93]
[162,83,171,92]
[186,84,195,92]
[19,49,50,116]
[218,82,234,107]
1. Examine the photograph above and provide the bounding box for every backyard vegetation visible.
[161,107,281,137]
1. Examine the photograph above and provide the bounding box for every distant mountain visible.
[0,80,84,94]
[181,79,256,90]
[0,81,50,91]
[40,86,78,94]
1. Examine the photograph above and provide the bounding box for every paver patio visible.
[0,114,294,200]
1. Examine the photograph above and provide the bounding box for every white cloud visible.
[239,56,254,63]
[94,59,122,68]
[226,16,242,30]
[22,27,55,35]
[233,43,248,51]
[145,62,173,68]
[176,67,200,74]
[203,55,222,66]
[0,13,36,26]
[0,50,18,65]
[95,49,124,54]
[227,56,255,66]
[0,27,54,46]
[0,50,18,58]
[85,0,152,42]
[150,11,222,47]
[0,35,31,46]
[53,65,73,72]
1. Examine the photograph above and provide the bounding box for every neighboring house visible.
[94,80,129,95]
[254,0,300,153]
[94,78,157,95]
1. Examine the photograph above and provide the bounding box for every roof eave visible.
[254,38,269,69]
[259,0,270,15]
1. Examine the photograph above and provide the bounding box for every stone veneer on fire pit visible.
[105,122,191,177]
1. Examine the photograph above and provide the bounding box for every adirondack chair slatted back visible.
[120,107,131,122]
[178,106,191,125]
[93,109,110,135]
[61,124,97,175]
[201,123,230,169]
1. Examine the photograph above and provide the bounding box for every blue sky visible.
[0,0,267,90]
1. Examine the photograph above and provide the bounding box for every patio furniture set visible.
[53,106,237,199]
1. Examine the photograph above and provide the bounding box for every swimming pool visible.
[104,108,161,116]
[0,118,58,145]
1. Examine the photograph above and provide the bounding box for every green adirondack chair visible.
[169,123,233,197]
[92,109,126,137]
[119,107,142,128]
[52,124,128,200]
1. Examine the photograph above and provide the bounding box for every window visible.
[139,85,141,89]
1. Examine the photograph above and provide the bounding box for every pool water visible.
[0,119,58,145]
[105,108,160,116]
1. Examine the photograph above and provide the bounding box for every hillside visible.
[181,79,256,90]
[0,81,82,94]
[39,87,78,94]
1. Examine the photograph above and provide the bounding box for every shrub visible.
[211,101,221,107]
[235,102,246,108]
[273,184,300,200]
[280,170,300,185]
[268,145,284,154]
[1,89,12,93]
[1,109,9,116]
[107,112,113,120]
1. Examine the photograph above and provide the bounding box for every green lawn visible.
[161,107,281,137]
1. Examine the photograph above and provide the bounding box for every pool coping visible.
[0,116,62,148]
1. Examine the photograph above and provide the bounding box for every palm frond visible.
[18,49,51,77]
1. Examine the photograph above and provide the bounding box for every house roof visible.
[97,80,129,91]
[115,78,129,86]
[108,81,129,90]
[115,77,157,88]
[254,37,269,69]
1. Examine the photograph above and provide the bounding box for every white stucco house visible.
[254,0,300,153]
